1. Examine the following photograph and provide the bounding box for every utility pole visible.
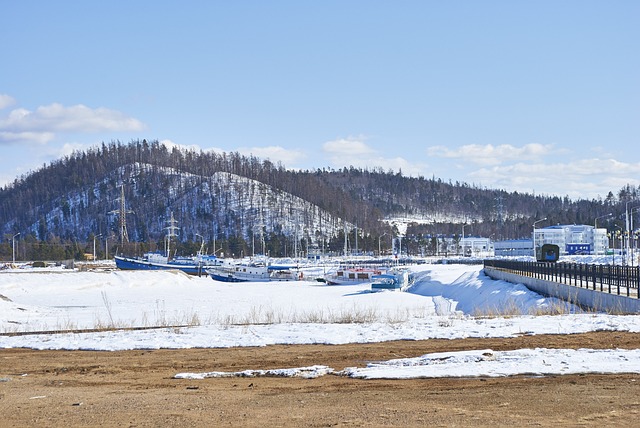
[12,232,20,264]
[461,223,467,257]
[164,212,180,259]
[532,218,547,259]
[626,202,631,265]
[354,222,358,256]
[93,234,102,261]
[109,184,134,244]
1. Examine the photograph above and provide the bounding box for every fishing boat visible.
[207,261,300,282]
[114,213,221,275]
[371,268,411,291]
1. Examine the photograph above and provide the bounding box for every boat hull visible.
[208,264,301,282]
[324,268,382,285]
[208,271,254,282]
[114,255,207,276]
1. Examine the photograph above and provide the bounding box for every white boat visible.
[207,262,270,282]
[207,262,301,282]
[324,266,383,285]
[371,268,411,291]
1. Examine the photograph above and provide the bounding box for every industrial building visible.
[493,239,533,257]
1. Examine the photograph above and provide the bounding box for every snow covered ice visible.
[2,262,640,379]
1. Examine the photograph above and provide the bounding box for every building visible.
[459,236,494,257]
[493,239,533,257]
[533,224,609,256]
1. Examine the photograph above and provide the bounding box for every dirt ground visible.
[1,331,640,427]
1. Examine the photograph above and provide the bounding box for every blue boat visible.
[114,252,221,276]
[114,212,222,275]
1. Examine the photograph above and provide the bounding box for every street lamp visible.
[93,234,102,262]
[594,214,612,257]
[532,218,547,259]
[378,232,387,257]
[12,232,20,264]
[594,213,612,229]
[614,225,623,265]
[461,223,468,256]
[631,207,640,266]
[626,202,635,264]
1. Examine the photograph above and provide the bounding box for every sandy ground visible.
[1,331,640,427]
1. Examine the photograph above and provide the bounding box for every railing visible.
[484,259,640,299]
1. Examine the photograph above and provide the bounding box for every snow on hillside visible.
[1,262,639,379]
[27,162,350,244]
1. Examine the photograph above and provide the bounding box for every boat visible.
[371,268,411,291]
[114,212,222,275]
[207,262,301,282]
[323,266,383,285]
[114,252,222,276]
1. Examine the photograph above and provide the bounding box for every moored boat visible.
[114,252,222,276]
[207,262,302,282]
[114,212,221,275]
[324,266,383,285]
[371,268,410,291]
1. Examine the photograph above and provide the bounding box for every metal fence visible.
[483,259,640,299]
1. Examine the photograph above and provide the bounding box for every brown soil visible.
[1,331,640,427]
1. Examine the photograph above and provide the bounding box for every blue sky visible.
[1,1,638,200]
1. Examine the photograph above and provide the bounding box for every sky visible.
[2,262,640,378]
[1,1,638,200]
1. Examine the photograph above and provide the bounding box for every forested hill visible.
[0,140,635,259]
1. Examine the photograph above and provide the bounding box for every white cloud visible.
[237,145,307,166]
[158,141,307,168]
[154,141,307,168]
[368,156,426,176]
[57,142,93,158]
[0,103,145,133]
[0,131,55,144]
[160,139,203,153]
[427,143,554,166]
[322,137,425,175]
[0,94,16,110]
[467,158,640,199]
[421,142,640,198]
[0,101,146,146]
[323,137,376,158]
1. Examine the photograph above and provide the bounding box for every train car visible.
[536,243,560,262]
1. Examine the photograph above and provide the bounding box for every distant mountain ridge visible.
[0,140,634,259]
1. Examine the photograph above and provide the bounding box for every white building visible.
[459,237,494,257]
[533,224,609,256]
[493,239,533,257]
